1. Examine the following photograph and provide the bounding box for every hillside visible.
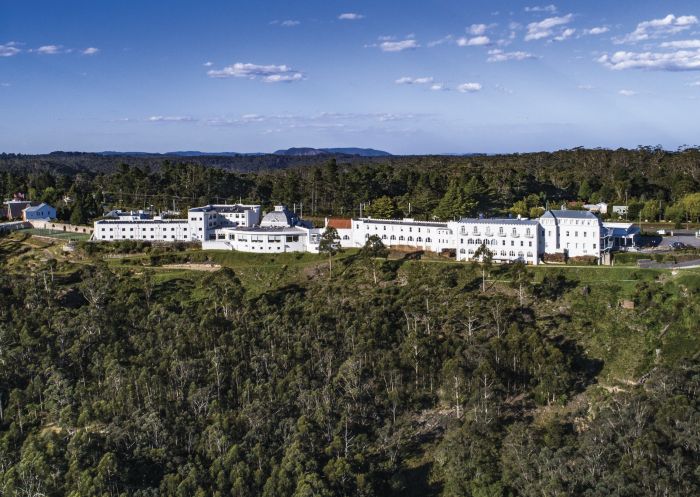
[0,232,698,496]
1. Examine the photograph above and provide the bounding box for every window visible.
[417,237,422,242]
[228,234,235,240]
[407,236,413,242]
[426,237,431,242]
[399,236,405,241]
[390,235,396,240]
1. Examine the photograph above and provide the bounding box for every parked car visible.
[671,241,689,250]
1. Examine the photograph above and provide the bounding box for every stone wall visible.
[30,220,94,234]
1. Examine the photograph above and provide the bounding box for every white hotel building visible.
[93,204,261,242]
[343,209,616,265]
[94,203,629,263]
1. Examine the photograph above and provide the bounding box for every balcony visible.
[511,233,520,238]
[497,232,506,237]
[524,232,534,238]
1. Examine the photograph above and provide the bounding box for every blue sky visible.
[1,1,700,154]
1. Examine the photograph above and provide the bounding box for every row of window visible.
[461,226,534,237]
[461,238,533,247]
[361,224,434,233]
[460,248,533,258]
[364,234,433,243]
[100,235,186,240]
[213,234,302,243]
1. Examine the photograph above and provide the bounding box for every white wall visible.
[350,218,449,253]
[450,221,540,265]
[94,220,190,241]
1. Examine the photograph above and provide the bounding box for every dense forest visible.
[1,149,700,496]
[2,147,700,224]
[1,229,699,496]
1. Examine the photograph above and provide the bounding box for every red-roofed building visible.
[325,218,352,245]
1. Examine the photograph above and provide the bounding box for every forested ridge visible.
[1,231,699,496]
[2,147,700,224]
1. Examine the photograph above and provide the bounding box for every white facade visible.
[450,219,541,265]
[93,204,261,243]
[203,206,322,253]
[348,218,451,253]
[539,210,601,259]
[188,204,261,242]
[94,219,191,241]
[583,202,608,214]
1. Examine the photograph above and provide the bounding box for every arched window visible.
[382,234,387,240]
[399,236,405,241]
[343,235,349,240]
[468,249,475,255]
[390,235,396,240]
[501,250,507,256]
[426,237,432,242]
[407,236,413,242]
[460,248,465,254]
[526,251,533,257]
[417,237,422,242]
[518,251,524,258]
[365,234,370,239]
[509,250,515,256]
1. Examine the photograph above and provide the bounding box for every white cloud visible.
[82,47,99,55]
[395,76,434,85]
[487,49,538,62]
[457,82,482,93]
[525,14,573,41]
[203,61,213,67]
[280,20,300,27]
[427,35,453,47]
[577,84,595,90]
[147,116,197,122]
[661,39,700,49]
[618,89,638,96]
[339,13,364,20]
[35,45,63,55]
[430,83,447,91]
[457,36,491,46]
[584,26,609,36]
[616,14,698,43]
[554,28,576,41]
[380,39,419,52]
[207,62,305,82]
[686,81,700,86]
[469,23,488,35]
[599,49,700,71]
[525,5,557,13]
[0,42,21,57]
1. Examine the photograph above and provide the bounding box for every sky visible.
[1,0,700,154]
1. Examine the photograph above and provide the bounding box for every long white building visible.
[338,209,624,265]
[93,204,261,242]
[203,205,323,253]
[93,203,632,263]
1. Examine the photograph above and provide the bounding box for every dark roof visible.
[457,218,539,226]
[95,219,188,225]
[541,210,598,220]
[4,201,37,219]
[357,218,448,228]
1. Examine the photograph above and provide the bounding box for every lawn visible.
[24,228,92,241]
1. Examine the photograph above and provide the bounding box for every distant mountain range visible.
[98,147,392,158]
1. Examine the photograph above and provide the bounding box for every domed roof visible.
[260,206,296,227]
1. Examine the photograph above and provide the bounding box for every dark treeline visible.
[1,241,699,495]
[2,147,700,223]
